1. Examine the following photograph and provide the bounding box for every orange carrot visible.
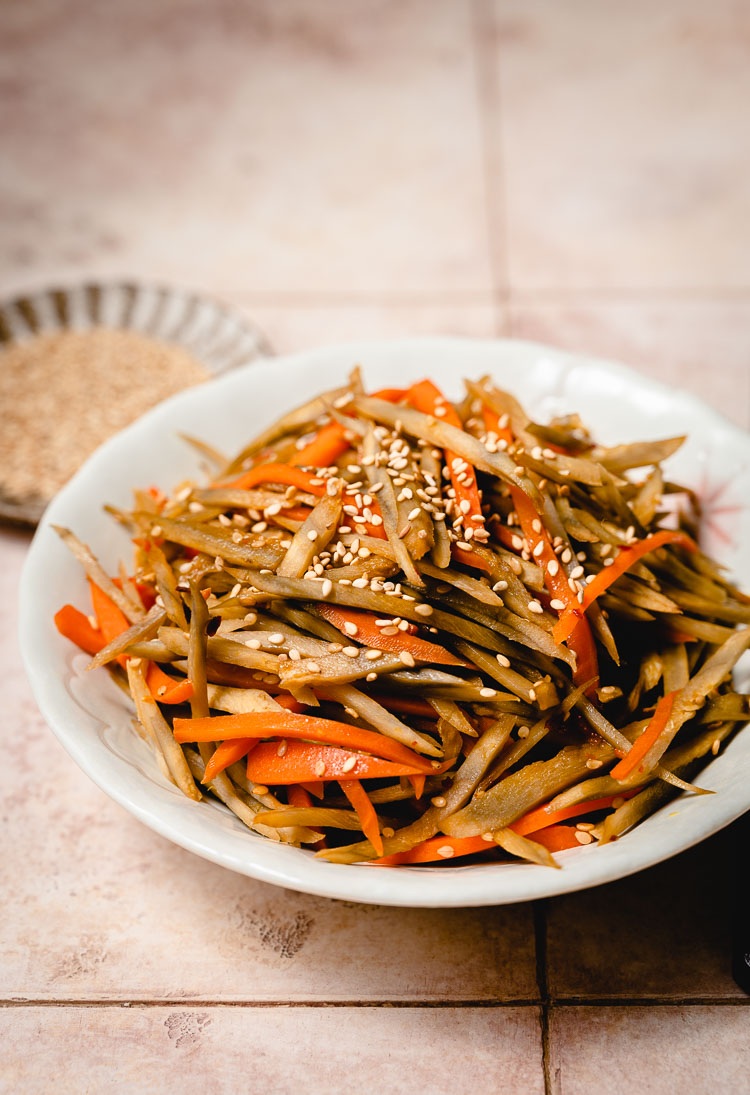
[291,422,352,469]
[203,738,259,783]
[610,692,676,782]
[553,531,697,645]
[246,740,427,784]
[510,789,640,836]
[481,404,514,446]
[274,694,307,713]
[510,485,599,696]
[408,774,426,800]
[316,604,467,667]
[373,833,493,865]
[370,387,408,402]
[451,545,492,574]
[407,379,484,523]
[54,604,105,657]
[288,783,327,847]
[88,580,132,668]
[339,779,384,855]
[527,825,583,853]
[369,695,436,718]
[173,710,435,771]
[219,462,328,495]
[300,781,325,799]
[146,662,194,705]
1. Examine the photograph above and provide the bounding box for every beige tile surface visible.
[0,1005,545,1095]
[0,0,492,297]
[507,296,750,427]
[234,298,503,353]
[492,0,750,290]
[1,528,537,1003]
[550,1006,750,1094]
[546,829,742,1000]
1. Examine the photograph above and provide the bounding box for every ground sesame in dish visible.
[0,328,207,517]
[52,368,750,867]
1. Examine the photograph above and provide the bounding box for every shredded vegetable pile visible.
[54,371,750,868]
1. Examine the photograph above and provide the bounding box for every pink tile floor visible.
[2,1,750,1091]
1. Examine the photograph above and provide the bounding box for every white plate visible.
[19,338,750,907]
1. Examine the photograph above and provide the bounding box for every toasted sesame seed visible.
[431,796,447,808]
[341,755,357,773]
[246,638,262,649]
[528,600,544,615]
[436,845,454,857]
[456,540,472,550]
[480,687,497,698]
[414,603,433,616]
[328,643,343,653]
[314,761,326,777]
[214,556,225,569]
[570,565,584,579]
[532,541,545,558]
[269,633,285,645]
[252,785,269,796]
[352,577,369,589]
[549,598,566,611]
[586,758,604,770]
[561,548,573,564]
[321,578,333,597]
[277,740,288,757]
[547,559,560,577]
[576,822,595,832]
[575,830,594,845]
[305,661,321,674]
[399,651,416,667]
[343,646,359,658]
[517,726,530,738]
[289,648,301,661]
[711,738,721,755]
[528,689,537,702]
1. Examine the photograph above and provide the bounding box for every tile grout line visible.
[1,996,748,1009]
[533,899,553,1095]
[469,0,510,338]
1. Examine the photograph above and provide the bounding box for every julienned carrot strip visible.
[451,545,492,574]
[481,404,514,446]
[510,789,640,836]
[373,834,492,865]
[219,463,329,495]
[300,781,325,799]
[246,740,428,784]
[408,775,426,800]
[510,486,599,697]
[370,695,436,718]
[274,695,307,713]
[553,531,698,646]
[480,405,599,696]
[370,388,408,402]
[406,379,484,521]
[145,662,194,705]
[527,825,583,853]
[288,784,327,847]
[610,692,676,782]
[316,604,468,667]
[54,605,105,657]
[89,580,132,668]
[339,779,384,855]
[291,422,352,469]
[203,738,259,783]
[173,710,435,771]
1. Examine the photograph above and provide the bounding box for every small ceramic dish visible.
[18,337,750,906]
[0,281,271,525]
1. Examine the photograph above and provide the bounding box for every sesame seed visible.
[517,726,530,738]
[328,643,343,653]
[382,826,395,838]
[415,603,433,616]
[480,687,497,698]
[436,845,454,857]
[586,758,604,770]
[343,621,358,637]
[532,541,545,558]
[305,661,321,674]
[246,639,261,649]
[561,548,573,564]
[547,559,560,577]
[575,830,594,845]
[269,633,285,645]
[456,540,472,550]
[611,797,625,809]
[399,651,416,667]
[289,648,301,661]
[314,761,326,777]
[711,738,721,755]
[277,740,288,757]
[496,654,511,668]
[129,657,142,668]
[214,556,225,569]
[570,565,584,579]
[252,785,269,796]
[481,832,495,842]
[343,646,359,658]
[528,600,544,615]
[549,598,566,611]
[576,822,595,832]
[352,577,369,588]
[528,689,537,702]
[342,755,357,773]
[434,406,447,417]
[431,796,447,808]
[321,579,333,597]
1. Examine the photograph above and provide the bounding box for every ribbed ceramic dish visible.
[0,282,271,525]
[19,337,750,907]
